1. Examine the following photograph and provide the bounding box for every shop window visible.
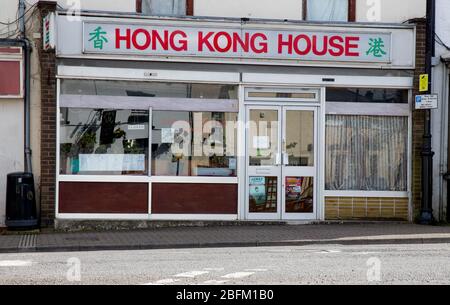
[304,0,355,22]
[325,115,408,191]
[61,80,237,100]
[137,0,193,16]
[60,108,149,175]
[326,88,409,104]
[152,111,237,177]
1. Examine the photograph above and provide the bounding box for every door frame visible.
[281,105,318,220]
[243,87,322,221]
[245,105,283,220]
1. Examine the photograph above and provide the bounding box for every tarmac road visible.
[0,243,449,285]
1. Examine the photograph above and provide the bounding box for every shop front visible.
[52,12,416,223]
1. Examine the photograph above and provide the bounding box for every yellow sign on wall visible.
[419,74,429,92]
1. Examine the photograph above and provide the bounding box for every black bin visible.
[5,172,38,229]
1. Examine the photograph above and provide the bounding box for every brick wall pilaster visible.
[37,1,57,227]
[410,18,427,221]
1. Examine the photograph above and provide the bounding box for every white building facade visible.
[1,0,430,227]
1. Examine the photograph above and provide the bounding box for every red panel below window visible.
[59,182,148,213]
[0,60,21,96]
[152,183,238,214]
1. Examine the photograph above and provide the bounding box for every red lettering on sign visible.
[233,32,249,53]
[345,36,359,56]
[132,28,151,50]
[152,30,169,50]
[312,35,327,56]
[293,34,311,56]
[171,30,188,51]
[115,28,131,49]
[250,33,268,54]
[213,31,232,53]
[198,31,215,51]
[111,27,364,59]
[328,35,344,56]
[278,34,293,54]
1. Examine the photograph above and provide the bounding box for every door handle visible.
[275,153,282,166]
[282,139,288,165]
[283,153,289,165]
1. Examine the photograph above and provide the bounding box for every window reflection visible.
[285,110,314,166]
[326,88,408,104]
[248,110,279,166]
[60,108,149,175]
[151,111,237,176]
[61,79,238,100]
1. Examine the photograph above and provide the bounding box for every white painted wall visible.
[0,0,21,38]
[0,101,25,226]
[431,0,450,221]
[55,0,136,12]
[194,0,303,20]
[356,0,425,23]
[1,0,427,25]
[195,0,425,22]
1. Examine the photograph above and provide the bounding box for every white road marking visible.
[315,249,342,254]
[156,278,180,284]
[203,280,229,284]
[221,272,255,279]
[175,271,209,278]
[245,268,268,272]
[142,278,180,285]
[0,260,33,267]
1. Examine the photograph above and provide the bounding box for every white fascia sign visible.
[82,21,392,64]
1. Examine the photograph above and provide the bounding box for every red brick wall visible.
[37,1,57,226]
[410,18,427,220]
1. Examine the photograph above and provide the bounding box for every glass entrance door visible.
[246,106,317,220]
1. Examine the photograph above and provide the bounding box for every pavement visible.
[1,223,450,253]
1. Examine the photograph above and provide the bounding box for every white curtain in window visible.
[325,115,408,191]
[142,0,186,16]
[307,0,348,21]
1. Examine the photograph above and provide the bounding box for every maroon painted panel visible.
[0,61,21,96]
[59,182,148,213]
[0,47,21,53]
[152,183,238,214]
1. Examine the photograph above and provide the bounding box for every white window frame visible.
[56,68,241,220]
[55,67,413,222]
[323,87,412,218]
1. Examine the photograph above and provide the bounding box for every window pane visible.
[61,80,238,100]
[249,176,278,213]
[307,0,348,22]
[285,177,314,213]
[326,88,409,103]
[285,110,314,166]
[60,108,149,175]
[325,115,407,191]
[152,111,237,176]
[142,0,186,16]
[248,109,279,166]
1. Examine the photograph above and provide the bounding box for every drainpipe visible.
[18,0,33,173]
[419,0,436,224]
